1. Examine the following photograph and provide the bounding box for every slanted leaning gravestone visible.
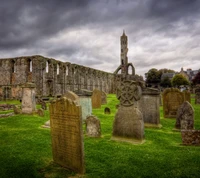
[175,101,194,130]
[49,97,85,174]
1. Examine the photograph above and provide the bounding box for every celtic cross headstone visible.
[112,80,144,144]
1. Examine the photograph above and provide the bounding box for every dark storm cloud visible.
[1,0,200,76]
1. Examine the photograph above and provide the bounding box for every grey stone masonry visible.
[0,55,114,99]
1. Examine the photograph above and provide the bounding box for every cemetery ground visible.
[0,95,200,178]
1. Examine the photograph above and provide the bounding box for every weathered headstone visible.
[42,120,50,128]
[85,115,101,137]
[101,91,107,105]
[175,101,194,130]
[74,89,92,121]
[195,87,200,104]
[181,130,200,145]
[49,97,85,174]
[183,90,191,103]
[21,83,36,114]
[37,108,45,117]
[162,88,184,118]
[62,91,79,104]
[91,89,102,109]
[13,105,22,114]
[112,80,144,143]
[104,107,111,114]
[138,88,161,128]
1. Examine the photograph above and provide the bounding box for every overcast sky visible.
[1,0,200,77]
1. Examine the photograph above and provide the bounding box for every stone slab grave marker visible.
[91,88,102,109]
[49,97,85,174]
[138,88,161,128]
[195,87,200,104]
[21,82,36,114]
[163,88,184,118]
[104,107,111,114]
[101,91,107,105]
[183,90,191,103]
[181,130,200,145]
[112,80,144,144]
[85,115,101,137]
[175,101,194,130]
[74,89,92,121]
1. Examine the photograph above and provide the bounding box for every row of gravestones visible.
[48,81,165,173]
[48,82,200,174]
[162,87,200,146]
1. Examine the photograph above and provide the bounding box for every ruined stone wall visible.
[0,55,114,99]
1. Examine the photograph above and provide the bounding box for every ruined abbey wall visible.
[0,55,114,99]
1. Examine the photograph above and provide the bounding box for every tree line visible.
[145,68,200,88]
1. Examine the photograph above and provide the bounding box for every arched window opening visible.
[128,65,132,75]
[57,63,59,75]
[46,61,49,73]
[11,60,15,73]
[66,66,69,76]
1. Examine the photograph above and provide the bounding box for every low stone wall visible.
[181,130,200,145]
[0,104,14,111]
[0,112,14,118]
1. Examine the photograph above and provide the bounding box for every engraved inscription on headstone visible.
[138,88,161,126]
[163,88,184,118]
[49,97,85,174]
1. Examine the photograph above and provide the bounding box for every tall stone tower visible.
[120,30,128,75]
[114,31,135,78]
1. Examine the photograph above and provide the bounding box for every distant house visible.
[161,73,175,81]
[179,68,200,82]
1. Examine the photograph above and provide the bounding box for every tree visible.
[160,76,172,87]
[171,74,190,87]
[146,68,161,84]
[192,71,200,85]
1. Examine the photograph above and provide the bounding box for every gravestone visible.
[21,83,36,114]
[13,105,22,114]
[62,91,79,104]
[138,88,161,128]
[37,108,45,117]
[175,101,194,130]
[85,115,101,137]
[162,88,184,118]
[91,89,102,109]
[49,97,85,174]
[104,107,111,114]
[101,91,107,105]
[75,89,92,121]
[42,120,50,128]
[181,130,200,145]
[183,90,191,103]
[112,80,144,143]
[195,88,200,104]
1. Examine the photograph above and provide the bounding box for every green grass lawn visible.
[0,95,200,178]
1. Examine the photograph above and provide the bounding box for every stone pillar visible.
[21,83,36,114]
